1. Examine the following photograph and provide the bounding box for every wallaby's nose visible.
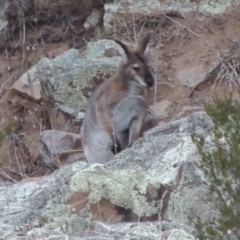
[145,70,154,87]
[146,77,154,87]
[147,79,154,87]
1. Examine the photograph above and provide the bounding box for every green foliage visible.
[0,119,18,143]
[192,93,240,240]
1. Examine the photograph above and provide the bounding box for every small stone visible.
[176,65,206,88]
[83,9,101,30]
[150,100,171,119]
[12,65,42,101]
[39,130,83,167]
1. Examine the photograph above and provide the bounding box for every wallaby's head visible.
[114,35,154,88]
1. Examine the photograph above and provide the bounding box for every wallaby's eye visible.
[132,64,140,72]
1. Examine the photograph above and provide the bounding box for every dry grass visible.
[215,39,240,89]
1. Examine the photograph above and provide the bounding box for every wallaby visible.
[81,35,158,164]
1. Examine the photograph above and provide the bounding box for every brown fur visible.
[81,35,158,164]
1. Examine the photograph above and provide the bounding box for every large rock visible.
[176,61,220,88]
[150,100,171,121]
[12,39,124,120]
[105,111,217,225]
[0,111,217,239]
[104,0,235,33]
[104,0,161,33]
[37,40,123,119]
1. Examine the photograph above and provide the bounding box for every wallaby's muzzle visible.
[145,71,154,88]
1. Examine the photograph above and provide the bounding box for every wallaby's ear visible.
[136,34,151,54]
[114,39,132,59]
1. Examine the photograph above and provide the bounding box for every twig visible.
[158,187,170,239]
[85,211,92,239]
[39,149,61,168]
[154,30,161,104]
[131,0,137,44]
[138,18,147,40]
[0,75,15,94]
[12,133,29,164]
[13,138,23,179]
[29,22,45,46]
[120,18,131,42]
[113,16,117,40]
[2,208,24,215]
[0,168,18,183]
[60,149,83,153]
[28,110,37,131]
[2,167,23,176]
[21,15,26,66]
[162,14,223,64]
[63,120,71,132]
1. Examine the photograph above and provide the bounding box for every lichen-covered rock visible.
[38,39,123,119]
[105,111,217,225]
[104,0,160,33]
[0,111,215,239]
[70,164,161,217]
[0,112,214,240]
[104,0,234,33]
[161,229,195,240]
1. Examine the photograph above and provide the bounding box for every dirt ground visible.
[0,4,240,182]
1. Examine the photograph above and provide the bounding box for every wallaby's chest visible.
[127,82,147,98]
[89,77,148,119]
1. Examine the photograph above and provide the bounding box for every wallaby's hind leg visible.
[81,125,114,164]
[128,108,158,147]
[128,116,144,147]
[83,141,114,164]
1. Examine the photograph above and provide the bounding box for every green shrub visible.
[192,93,240,240]
[0,119,18,143]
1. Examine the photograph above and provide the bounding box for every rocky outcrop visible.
[0,111,217,239]
[104,0,234,33]
[106,111,216,224]
[3,1,234,239]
